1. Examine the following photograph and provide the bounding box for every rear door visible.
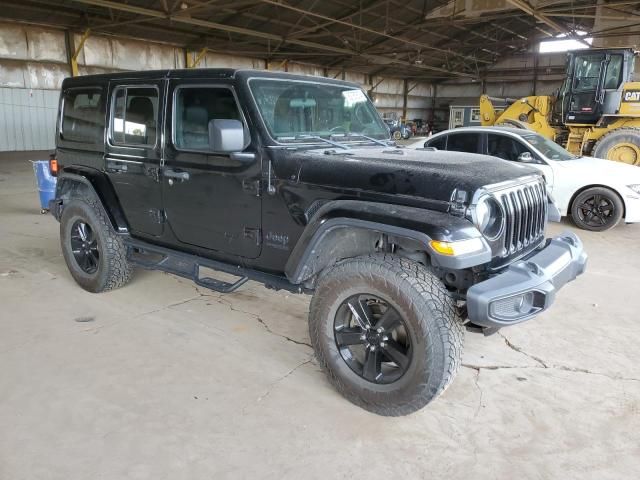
[161,80,262,258]
[105,80,164,237]
[445,132,482,153]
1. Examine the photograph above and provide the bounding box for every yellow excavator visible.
[480,48,640,165]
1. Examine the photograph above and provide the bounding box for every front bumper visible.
[466,232,587,329]
[624,194,640,223]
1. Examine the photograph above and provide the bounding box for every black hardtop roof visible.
[61,68,361,89]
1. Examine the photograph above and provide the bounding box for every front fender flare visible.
[285,201,491,284]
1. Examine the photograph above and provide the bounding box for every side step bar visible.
[123,238,303,294]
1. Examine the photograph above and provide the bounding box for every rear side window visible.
[61,88,105,144]
[111,86,159,147]
[447,133,480,153]
[426,136,446,150]
[174,87,243,151]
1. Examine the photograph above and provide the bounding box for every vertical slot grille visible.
[497,180,547,256]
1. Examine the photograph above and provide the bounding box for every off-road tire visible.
[592,127,640,165]
[60,196,133,292]
[309,254,464,416]
[570,186,624,232]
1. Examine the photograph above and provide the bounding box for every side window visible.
[604,55,623,90]
[111,86,159,147]
[487,134,530,162]
[174,87,243,151]
[61,87,105,144]
[427,136,446,150]
[447,133,479,153]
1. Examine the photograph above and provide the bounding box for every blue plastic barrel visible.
[31,160,57,213]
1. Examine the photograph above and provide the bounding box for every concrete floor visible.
[1,152,639,480]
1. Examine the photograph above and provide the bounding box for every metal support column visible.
[187,47,208,68]
[402,79,409,122]
[67,29,90,77]
[532,50,540,95]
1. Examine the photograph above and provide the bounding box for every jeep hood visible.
[274,146,540,206]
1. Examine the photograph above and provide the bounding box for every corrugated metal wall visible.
[0,88,58,151]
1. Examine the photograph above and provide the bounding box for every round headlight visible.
[473,196,504,239]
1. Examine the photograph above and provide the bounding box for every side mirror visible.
[517,151,534,163]
[208,119,245,153]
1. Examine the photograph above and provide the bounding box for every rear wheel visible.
[570,187,624,231]
[60,196,133,292]
[392,130,402,140]
[309,254,464,416]
[592,128,640,165]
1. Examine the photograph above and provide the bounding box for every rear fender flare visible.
[55,167,129,234]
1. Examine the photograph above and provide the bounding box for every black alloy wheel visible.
[70,220,100,274]
[571,186,624,232]
[334,294,411,384]
[576,194,616,228]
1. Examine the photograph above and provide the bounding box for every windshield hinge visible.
[148,208,165,224]
[242,178,261,197]
[449,189,468,216]
[243,227,262,246]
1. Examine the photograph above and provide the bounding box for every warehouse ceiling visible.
[1,0,639,80]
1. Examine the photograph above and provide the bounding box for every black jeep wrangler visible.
[50,69,587,416]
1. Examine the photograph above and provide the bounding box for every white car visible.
[412,127,640,231]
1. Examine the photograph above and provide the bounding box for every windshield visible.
[249,79,389,143]
[522,133,576,161]
[573,54,604,91]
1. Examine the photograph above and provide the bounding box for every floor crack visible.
[215,297,313,349]
[467,366,484,418]
[243,357,314,413]
[498,331,549,368]
[462,362,640,383]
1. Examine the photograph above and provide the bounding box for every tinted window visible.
[111,87,158,147]
[447,133,479,153]
[426,136,446,149]
[487,134,530,162]
[61,88,104,144]
[174,87,242,151]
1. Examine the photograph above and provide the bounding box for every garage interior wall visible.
[2,20,565,151]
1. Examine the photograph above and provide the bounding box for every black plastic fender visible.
[54,166,129,234]
[285,200,491,284]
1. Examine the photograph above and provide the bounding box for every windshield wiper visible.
[337,133,391,147]
[277,134,351,150]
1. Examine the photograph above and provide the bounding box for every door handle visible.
[164,168,190,181]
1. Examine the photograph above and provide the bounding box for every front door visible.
[486,133,554,190]
[105,80,164,237]
[565,52,606,124]
[161,80,262,259]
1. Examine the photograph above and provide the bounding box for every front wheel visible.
[309,254,464,416]
[570,187,624,231]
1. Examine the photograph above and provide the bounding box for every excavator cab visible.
[553,48,636,125]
